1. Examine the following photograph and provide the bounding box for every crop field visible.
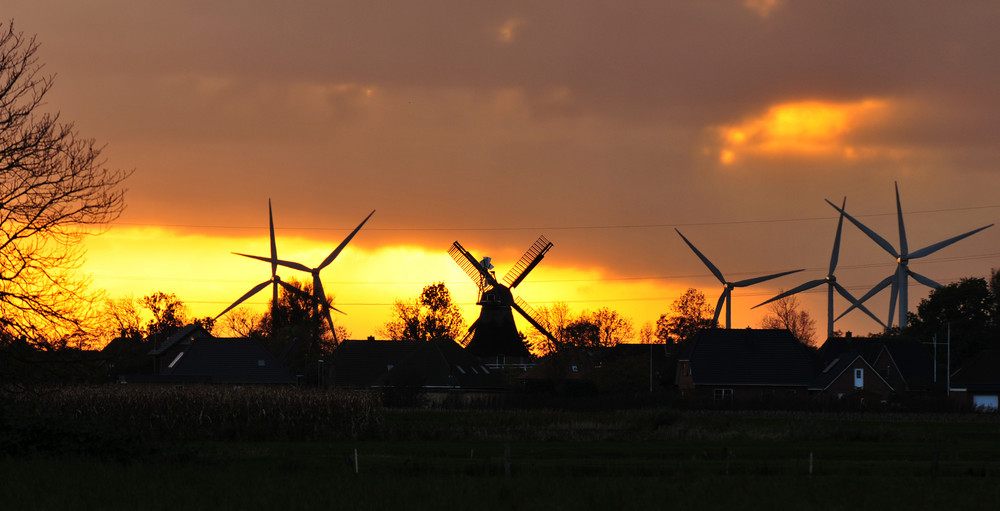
[2,386,999,510]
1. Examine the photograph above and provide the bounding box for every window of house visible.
[854,368,864,388]
[714,389,733,402]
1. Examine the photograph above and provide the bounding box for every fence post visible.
[809,452,813,476]
[504,443,511,477]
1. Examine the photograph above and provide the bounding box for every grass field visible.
[2,388,999,510]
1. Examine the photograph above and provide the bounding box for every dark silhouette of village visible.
[5,185,999,413]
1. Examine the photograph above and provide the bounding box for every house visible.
[950,348,1000,411]
[811,351,894,405]
[676,329,815,404]
[119,325,296,385]
[329,337,507,391]
[819,335,936,395]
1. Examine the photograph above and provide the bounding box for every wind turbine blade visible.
[713,289,727,324]
[318,210,375,271]
[215,280,271,319]
[829,197,846,275]
[826,199,899,258]
[277,279,313,302]
[908,269,942,289]
[733,268,803,288]
[312,276,343,315]
[895,182,908,257]
[234,252,313,273]
[908,224,994,260]
[268,199,277,277]
[835,274,894,321]
[833,283,886,329]
[752,279,825,309]
[675,229,726,284]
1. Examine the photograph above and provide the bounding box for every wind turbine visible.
[675,229,803,329]
[215,199,313,321]
[235,210,375,343]
[827,182,993,330]
[753,198,886,339]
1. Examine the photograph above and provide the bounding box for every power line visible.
[112,203,1000,233]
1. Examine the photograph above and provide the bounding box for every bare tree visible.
[0,22,130,342]
[589,307,634,347]
[759,293,817,347]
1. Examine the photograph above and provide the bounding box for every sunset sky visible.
[7,2,1000,342]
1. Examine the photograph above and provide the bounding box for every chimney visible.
[845,331,852,340]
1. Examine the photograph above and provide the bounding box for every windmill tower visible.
[754,198,885,339]
[675,229,803,329]
[827,182,992,330]
[448,236,557,360]
[234,210,375,344]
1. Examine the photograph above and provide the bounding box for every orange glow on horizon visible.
[716,99,890,164]
[80,226,775,344]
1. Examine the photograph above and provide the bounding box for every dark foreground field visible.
[2,387,999,510]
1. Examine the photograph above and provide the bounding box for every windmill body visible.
[827,183,992,330]
[675,229,802,329]
[449,236,556,359]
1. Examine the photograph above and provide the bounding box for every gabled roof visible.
[329,339,425,387]
[123,337,295,384]
[162,338,295,384]
[820,336,934,389]
[147,324,213,356]
[379,338,507,390]
[684,329,814,387]
[811,353,892,392]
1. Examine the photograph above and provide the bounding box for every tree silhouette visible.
[379,283,466,341]
[907,273,999,369]
[656,288,717,344]
[0,22,130,343]
[759,293,817,347]
[258,278,347,372]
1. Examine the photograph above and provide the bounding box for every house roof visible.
[378,338,507,390]
[147,324,212,356]
[149,337,295,384]
[811,353,893,392]
[820,336,935,389]
[683,329,815,387]
[329,339,425,387]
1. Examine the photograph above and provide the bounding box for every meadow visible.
[2,386,999,510]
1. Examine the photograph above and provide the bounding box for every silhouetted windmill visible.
[215,199,313,321]
[448,236,557,358]
[827,182,993,330]
[753,198,885,339]
[235,210,375,343]
[675,228,803,329]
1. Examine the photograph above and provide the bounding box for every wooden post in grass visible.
[354,448,359,475]
[504,443,511,477]
[809,452,813,476]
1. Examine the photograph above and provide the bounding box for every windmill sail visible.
[503,235,552,288]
